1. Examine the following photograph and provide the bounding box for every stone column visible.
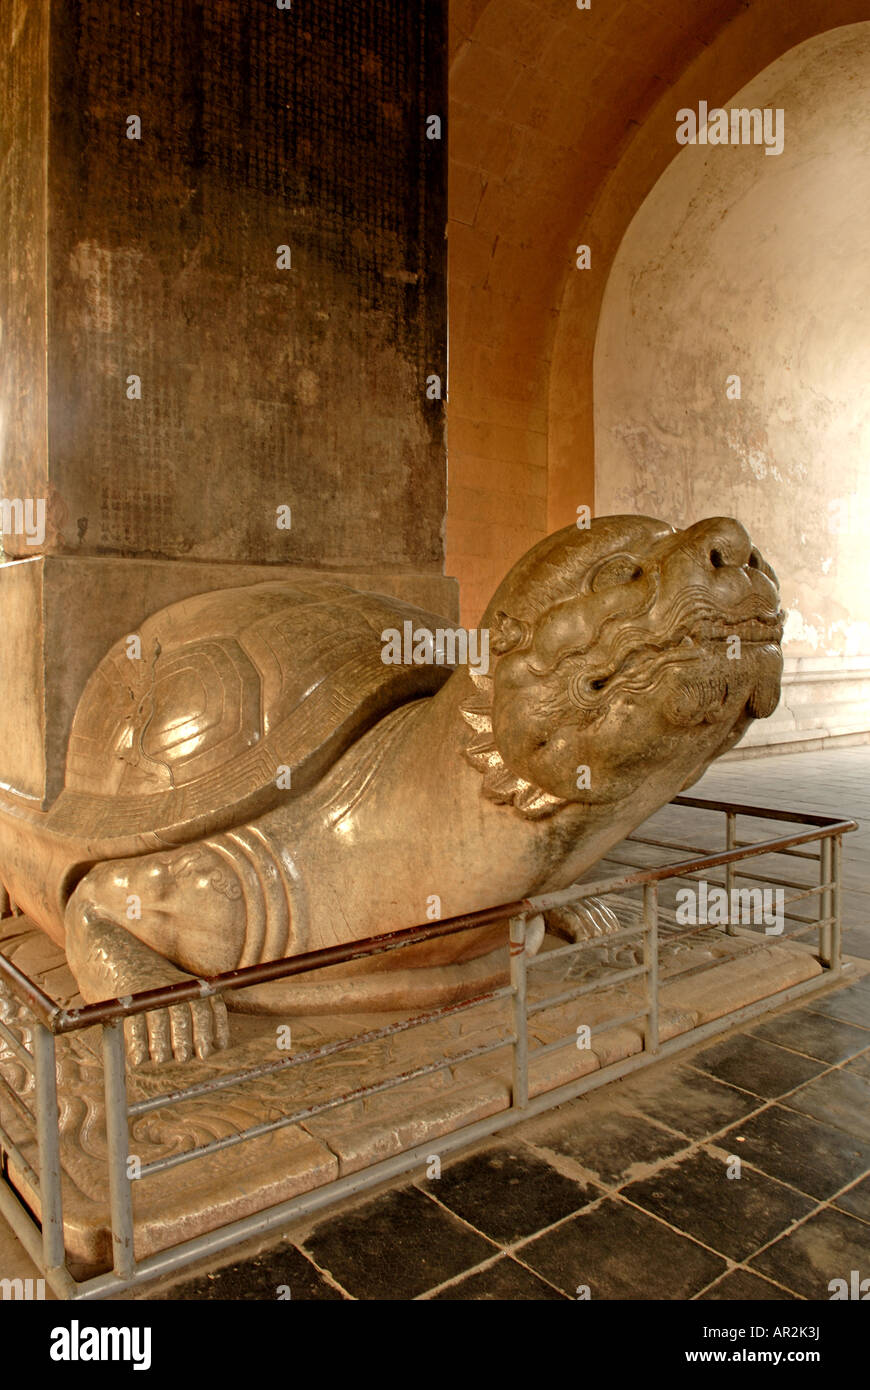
[0,0,451,806]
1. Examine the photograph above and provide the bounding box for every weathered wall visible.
[591,23,870,751]
[594,24,870,662]
[3,0,447,569]
[448,0,870,626]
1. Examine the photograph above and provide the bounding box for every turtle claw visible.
[124,994,229,1069]
[65,897,232,1068]
[191,994,230,1060]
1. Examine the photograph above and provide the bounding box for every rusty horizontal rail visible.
[0,898,529,1033]
[672,794,854,827]
[527,819,856,915]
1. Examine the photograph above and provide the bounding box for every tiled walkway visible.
[149,746,870,1301]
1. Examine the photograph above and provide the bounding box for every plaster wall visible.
[593,23,870,747]
[595,24,870,663]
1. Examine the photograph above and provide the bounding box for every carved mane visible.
[460,668,567,820]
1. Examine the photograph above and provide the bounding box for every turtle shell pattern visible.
[47,577,454,850]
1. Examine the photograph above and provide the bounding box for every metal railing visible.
[0,795,857,1299]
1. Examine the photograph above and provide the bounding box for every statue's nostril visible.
[748,550,760,570]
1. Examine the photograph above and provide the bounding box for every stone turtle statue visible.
[0,515,784,1065]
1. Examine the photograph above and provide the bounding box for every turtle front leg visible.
[65,858,236,1067]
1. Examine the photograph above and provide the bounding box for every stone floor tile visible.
[622,1148,815,1261]
[697,1268,796,1300]
[749,1206,870,1299]
[692,1034,826,1098]
[803,985,870,1031]
[783,1069,870,1144]
[302,1186,497,1300]
[152,1243,345,1300]
[525,1106,692,1187]
[617,1065,761,1139]
[832,1175,870,1223]
[425,1144,599,1244]
[518,1196,726,1300]
[842,929,870,960]
[430,1255,568,1300]
[844,1052,870,1078]
[750,1009,870,1064]
[720,1103,870,1200]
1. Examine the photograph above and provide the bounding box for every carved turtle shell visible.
[46,577,455,852]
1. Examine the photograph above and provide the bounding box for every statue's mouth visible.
[676,608,785,649]
[582,602,784,695]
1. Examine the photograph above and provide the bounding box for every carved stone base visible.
[0,916,823,1280]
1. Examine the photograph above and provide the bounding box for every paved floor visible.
[1,746,867,1300]
[148,973,870,1301]
[146,746,870,1301]
[695,745,870,962]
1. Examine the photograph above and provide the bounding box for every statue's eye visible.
[591,553,644,591]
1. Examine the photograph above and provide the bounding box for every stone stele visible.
[0,514,784,1066]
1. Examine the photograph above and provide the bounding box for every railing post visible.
[830,834,842,970]
[819,836,833,967]
[102,1019,136,1279]
[32,1022,65,1271]
[643,881,659,1054]
[725,811,737,934]
[509,915,528,1110]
